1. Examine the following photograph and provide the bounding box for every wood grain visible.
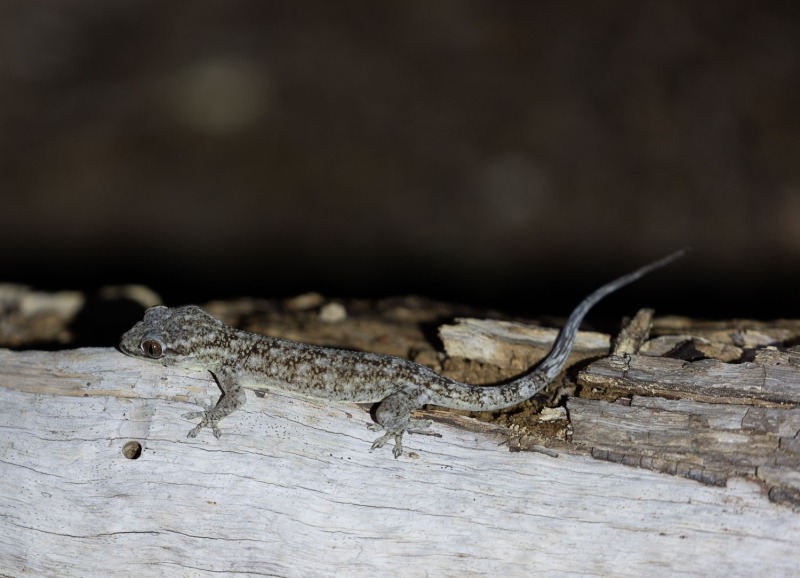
[1,346,799,577]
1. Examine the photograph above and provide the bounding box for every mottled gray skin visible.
[120,249,687,457]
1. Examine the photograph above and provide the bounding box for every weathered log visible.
[1,299,799,576]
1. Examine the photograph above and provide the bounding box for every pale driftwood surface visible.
[1,347,799,578]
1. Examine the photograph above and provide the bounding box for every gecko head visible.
[119,305,225,369]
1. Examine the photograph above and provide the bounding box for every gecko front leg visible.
[369,389,439,458]
[183,366,247,438]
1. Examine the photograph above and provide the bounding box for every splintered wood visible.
[441,311,800,508]
[2,298,800,577]
[574,347,800,505]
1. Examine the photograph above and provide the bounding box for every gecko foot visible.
[368,419,440,457]
[183,409,223,439]
[370,430,405,458]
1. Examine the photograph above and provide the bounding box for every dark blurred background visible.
[2,1,799,320]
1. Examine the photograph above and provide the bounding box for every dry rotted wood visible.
[569,396,800,492]
[611,308,655,355]
[575,346,800,507]
[580,348,800,404]
[2,295,800,577]
[0,284,84,346]
[439,317,612,371]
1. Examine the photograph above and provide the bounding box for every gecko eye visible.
[141,340,163,358]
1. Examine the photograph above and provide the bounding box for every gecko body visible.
[119,249,686,457]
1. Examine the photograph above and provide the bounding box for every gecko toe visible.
[369,432,389,451]
[370,431,405,457]
[184,410,215,438]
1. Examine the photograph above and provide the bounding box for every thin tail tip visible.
[659,246,692,266]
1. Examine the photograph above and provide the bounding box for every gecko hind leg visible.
[369,391,439,458]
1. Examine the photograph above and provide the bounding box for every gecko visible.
[119,249,687,457]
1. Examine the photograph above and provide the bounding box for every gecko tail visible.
[425,248,688,412]
[533,247,689,382]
